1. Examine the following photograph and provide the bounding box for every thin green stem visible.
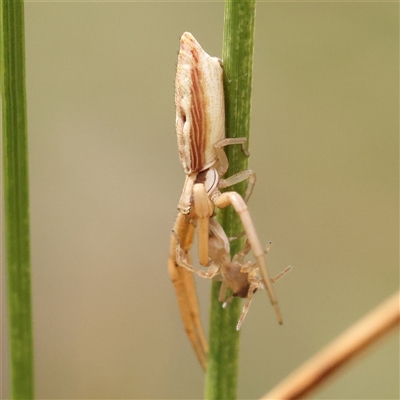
[205,1,256,399]
[1,0,34,398]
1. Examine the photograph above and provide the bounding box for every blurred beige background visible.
[1,2,398,399]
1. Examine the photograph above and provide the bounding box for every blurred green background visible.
[1,2,398,399]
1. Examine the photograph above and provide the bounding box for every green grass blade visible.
[1,0,35,398]
[204,1,256,399]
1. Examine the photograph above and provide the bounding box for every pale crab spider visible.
[174,32,283,324]
[174,184,291,330]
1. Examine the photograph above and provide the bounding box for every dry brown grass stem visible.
[262,290,400,400]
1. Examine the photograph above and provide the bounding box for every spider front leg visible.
[213,190,283,324]
[168,212,208,369]
[192,183,214,267]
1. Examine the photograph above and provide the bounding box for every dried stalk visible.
[262,291,400,400]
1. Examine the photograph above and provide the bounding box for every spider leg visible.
[271,265,293,283]
[178,173,196,214]
[218,280,229,303]
[168,212,208,369]
[193,183,213,267]
[214,137,250,176]
[236,282,260,331]
[232,240,252,265]
[219,170,256,203]
[213,138,256,203]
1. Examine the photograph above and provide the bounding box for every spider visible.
[173,32,283,324]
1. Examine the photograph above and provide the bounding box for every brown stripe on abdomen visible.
[189,48,209,173]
